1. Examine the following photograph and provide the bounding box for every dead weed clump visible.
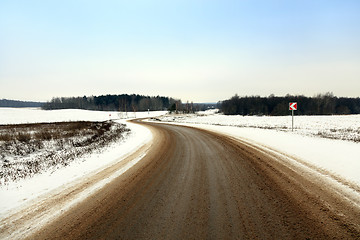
[0,121,130,185]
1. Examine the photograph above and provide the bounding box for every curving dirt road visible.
[17,121,360,239]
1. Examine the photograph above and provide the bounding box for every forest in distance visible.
[220,93,360,116]
[0,99,44,108]
[42,94,177,112]
[42,94,213,112]
[3,92,360,116]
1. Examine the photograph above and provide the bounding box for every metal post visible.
[292,110,294,131]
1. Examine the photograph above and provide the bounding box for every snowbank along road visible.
[4,120,360,239]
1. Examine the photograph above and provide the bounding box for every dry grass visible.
[0,121,130,185]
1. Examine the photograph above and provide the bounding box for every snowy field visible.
[158,111,360,142]
[0,107,166,124]
[0,108,166,216]
[1,108,359,218]
[152,111,360,190]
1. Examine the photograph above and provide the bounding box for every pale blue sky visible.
[1,0,359,102]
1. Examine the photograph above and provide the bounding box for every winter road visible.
[5,121,360,239]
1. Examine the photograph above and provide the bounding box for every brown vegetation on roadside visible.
[0,121,130,185]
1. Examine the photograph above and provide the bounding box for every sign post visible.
[289,102,297,131]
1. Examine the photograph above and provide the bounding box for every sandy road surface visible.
[6,121,360,239]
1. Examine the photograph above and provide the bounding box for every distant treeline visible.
[42,94,179,111]
[220,93,360,115]
[0,99,44,108]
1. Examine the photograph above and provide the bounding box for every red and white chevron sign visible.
[289,102,297,111]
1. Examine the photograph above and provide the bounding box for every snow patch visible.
[152,112,360,188]
[0,108,166,217]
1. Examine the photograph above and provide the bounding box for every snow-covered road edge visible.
[0,120,152,219]
[0,109,167,219]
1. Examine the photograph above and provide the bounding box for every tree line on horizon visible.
[220,93,360,116]
[42,94,180,112]
[0,99,44,108]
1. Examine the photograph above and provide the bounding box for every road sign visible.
[289,102,297,131]
[289,102,297,111]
